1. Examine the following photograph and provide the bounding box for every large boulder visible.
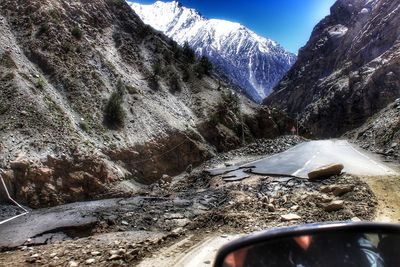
[308,163,344,181]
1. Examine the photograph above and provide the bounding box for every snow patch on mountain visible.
[128,0,296,102]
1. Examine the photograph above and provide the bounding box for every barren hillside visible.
[0,0,292,207]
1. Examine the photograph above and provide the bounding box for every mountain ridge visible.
[129,0,296,102]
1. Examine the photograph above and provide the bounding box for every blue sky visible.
[131,0,336,54]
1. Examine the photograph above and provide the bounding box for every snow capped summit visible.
[128,1,296,102]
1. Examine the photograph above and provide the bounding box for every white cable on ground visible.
[0,168,29,225]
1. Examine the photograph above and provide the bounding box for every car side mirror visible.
[214,222,400,267]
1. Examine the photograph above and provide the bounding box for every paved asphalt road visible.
[211,140,397,179]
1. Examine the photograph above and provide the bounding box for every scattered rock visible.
[49,253,57,258]
[320,184,353,196]
[308,164,344,181]
[90,251,101,256]
[108,254,123,261]
[320,186,332,193]
[332,185,353,196]
[267,204,276,212]
[85,258,95,264]
[324,200,344,212]
[281,213,301,221]
[69,261,79,267]
[161,174,172,183]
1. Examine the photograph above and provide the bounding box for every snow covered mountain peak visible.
[128,1,296,102]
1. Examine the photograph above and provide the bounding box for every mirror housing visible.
[214,222,400,267]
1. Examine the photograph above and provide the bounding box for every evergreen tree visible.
[182,41,195,63]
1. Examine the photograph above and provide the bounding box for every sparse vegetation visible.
[194,56,213,78]
[2,72,15,81]
[171,41,183,59]
[36,76,46,90]
[147,61,163,90]
[182,64,193,82]
[167,70,181,93]
[0,103,10,115]
[116,79,125,94]
[126,85,138,94]
[62,42,73,53]
[222,91,240,114]
[71,26,83,40]
[36,23,49,37]
[163,49,172,64]
[210,92,241,126]
[104,82,126,129]
[147,75,159,91]
[44,96,64,117]
[79,121,89,132]
[182,41,196,63]
[0,51,17,68]
[48,9,61,22]
[152,61,162,77]
[138,24,152,39]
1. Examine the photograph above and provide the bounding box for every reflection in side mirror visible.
[214,222,400,267]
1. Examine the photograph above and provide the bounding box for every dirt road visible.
[138,234,240,267]
[362,175,400,223]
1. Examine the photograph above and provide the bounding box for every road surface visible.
[209,140,397,180]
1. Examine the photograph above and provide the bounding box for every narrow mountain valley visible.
[0,0,399,266]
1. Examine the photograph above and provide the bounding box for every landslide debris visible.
[0,136,377,266]
[346,99,400,159]
[0,172,376,266]
[0,137,377,266]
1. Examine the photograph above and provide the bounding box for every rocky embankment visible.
[346,98,400,159]
[265,0,400,138]
[0,0,294,208]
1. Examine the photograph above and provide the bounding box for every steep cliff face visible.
[265,0,400,137]
[0,0,292,207]
[129,1,296,102]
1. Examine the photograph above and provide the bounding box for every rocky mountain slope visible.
[0,0,293,208]
[265,0,400,137]
[129,1,296,102]
[346,98,400,159]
